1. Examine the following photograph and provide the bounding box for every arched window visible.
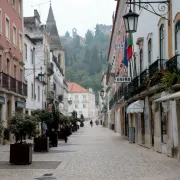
[175,21,180,53]
[160,24,165,59]
[148,39,152,65]
[140,49,143,73]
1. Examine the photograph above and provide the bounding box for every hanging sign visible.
[115,77,131,83]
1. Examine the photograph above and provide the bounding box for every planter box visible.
[34,137,49,152]
[10,144,32,165]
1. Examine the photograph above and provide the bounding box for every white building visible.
[24,34,45,114]
[67,82,96,119]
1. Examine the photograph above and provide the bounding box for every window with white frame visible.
[38,86,40,102]
[31,49,33,64]
[148,39,152,65]
[5,17,10,39]
[12,0,16,8]
[75,104,78,108]
[175,21,180,54]
[18,0,22,15]
[14,65,17,79]
[20,69,23,81]
[6,58,10,74]
[19,33,22,51]
[13,25,17,45]
[160,24,165,59]
[0,9,2,33]
[140,49,143,73]
[24,44,27,60]
[31,84,34,99]
[83,104,86,108]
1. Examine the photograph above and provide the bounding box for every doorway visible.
[150,101,154,147]
[6,100,11,128]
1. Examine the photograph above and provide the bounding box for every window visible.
[18,0,21,15]
[31,84,34,99]
[6,58,10,74]
[83,104,86,108]
[58,54,61,64]
[140,49,143,73]
[20,69,23,81]
[83,95,86,99]
[75,104,78,108]
[148,39,152,65]
[160,24,165,59]
[14,65,17,79]
[38,86,40,102]
[5,17,10,39]
[31,49,33,64]
[0,9,2,32]
[19,33,22,51]
[161,104,167,144]
[175,21,180,53]
[75,95,78,100]
[24,44,27,60]
[12,0,16,8]
[13,25,17,45]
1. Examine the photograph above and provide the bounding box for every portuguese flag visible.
[127,33,133,60]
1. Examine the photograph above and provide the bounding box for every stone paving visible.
[0,122,180,180]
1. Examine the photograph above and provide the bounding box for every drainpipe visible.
[33,47,36,100]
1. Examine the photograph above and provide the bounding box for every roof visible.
[67,82,89,93]
[24,17,35,23]
[46,4,62,49]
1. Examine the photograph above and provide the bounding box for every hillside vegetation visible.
[61,24,111,104]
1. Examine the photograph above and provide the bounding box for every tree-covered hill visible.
[61,24,111,104]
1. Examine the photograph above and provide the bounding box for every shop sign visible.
[15,101,26,109]
[115,77,131,83]
[0,96,5,104]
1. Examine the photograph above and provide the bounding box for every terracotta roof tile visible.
[67,82,88,93]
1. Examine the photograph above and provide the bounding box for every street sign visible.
[115,77,131,83]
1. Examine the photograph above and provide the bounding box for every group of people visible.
[90,120,99,127]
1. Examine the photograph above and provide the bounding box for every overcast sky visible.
[23,0,117,37]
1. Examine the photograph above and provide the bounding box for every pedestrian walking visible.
[90,120,93,127]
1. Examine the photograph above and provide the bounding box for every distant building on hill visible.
[67,82,96,119]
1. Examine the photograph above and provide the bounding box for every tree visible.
[85,30,94,45]
[95,24,101,37]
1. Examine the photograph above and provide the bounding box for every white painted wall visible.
[24,35,44,114]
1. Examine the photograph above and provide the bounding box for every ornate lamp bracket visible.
[126,0,170,22]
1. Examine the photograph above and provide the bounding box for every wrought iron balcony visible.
[109,98,114,110]
[132,76,139,96]
[166,54,180,73]
[0,72,27,96]
[149,59,166,87]
[124,85,128,100]
[139,69,148,91]
[127,83,133,99]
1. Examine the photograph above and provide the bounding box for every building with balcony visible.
[103,0,180,161]
[24,34,45,115]
[24,9,52,110]
[67,82,96,119]
[0,0,27,139]
[46,4,66,112]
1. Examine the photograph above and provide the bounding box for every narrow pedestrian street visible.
[0,122,180,180]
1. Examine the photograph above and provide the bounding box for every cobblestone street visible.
[0,123,180,180]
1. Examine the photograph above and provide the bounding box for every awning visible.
[127,100,144,114]
[154,91,180,103]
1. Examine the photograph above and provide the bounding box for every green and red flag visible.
[127,33,133,60]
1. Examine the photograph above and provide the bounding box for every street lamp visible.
[38,73,45,82]
[123,10,139,33]
[123,0,170,33]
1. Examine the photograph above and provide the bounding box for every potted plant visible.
[31,109,53,152]
[9,113,38,165]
